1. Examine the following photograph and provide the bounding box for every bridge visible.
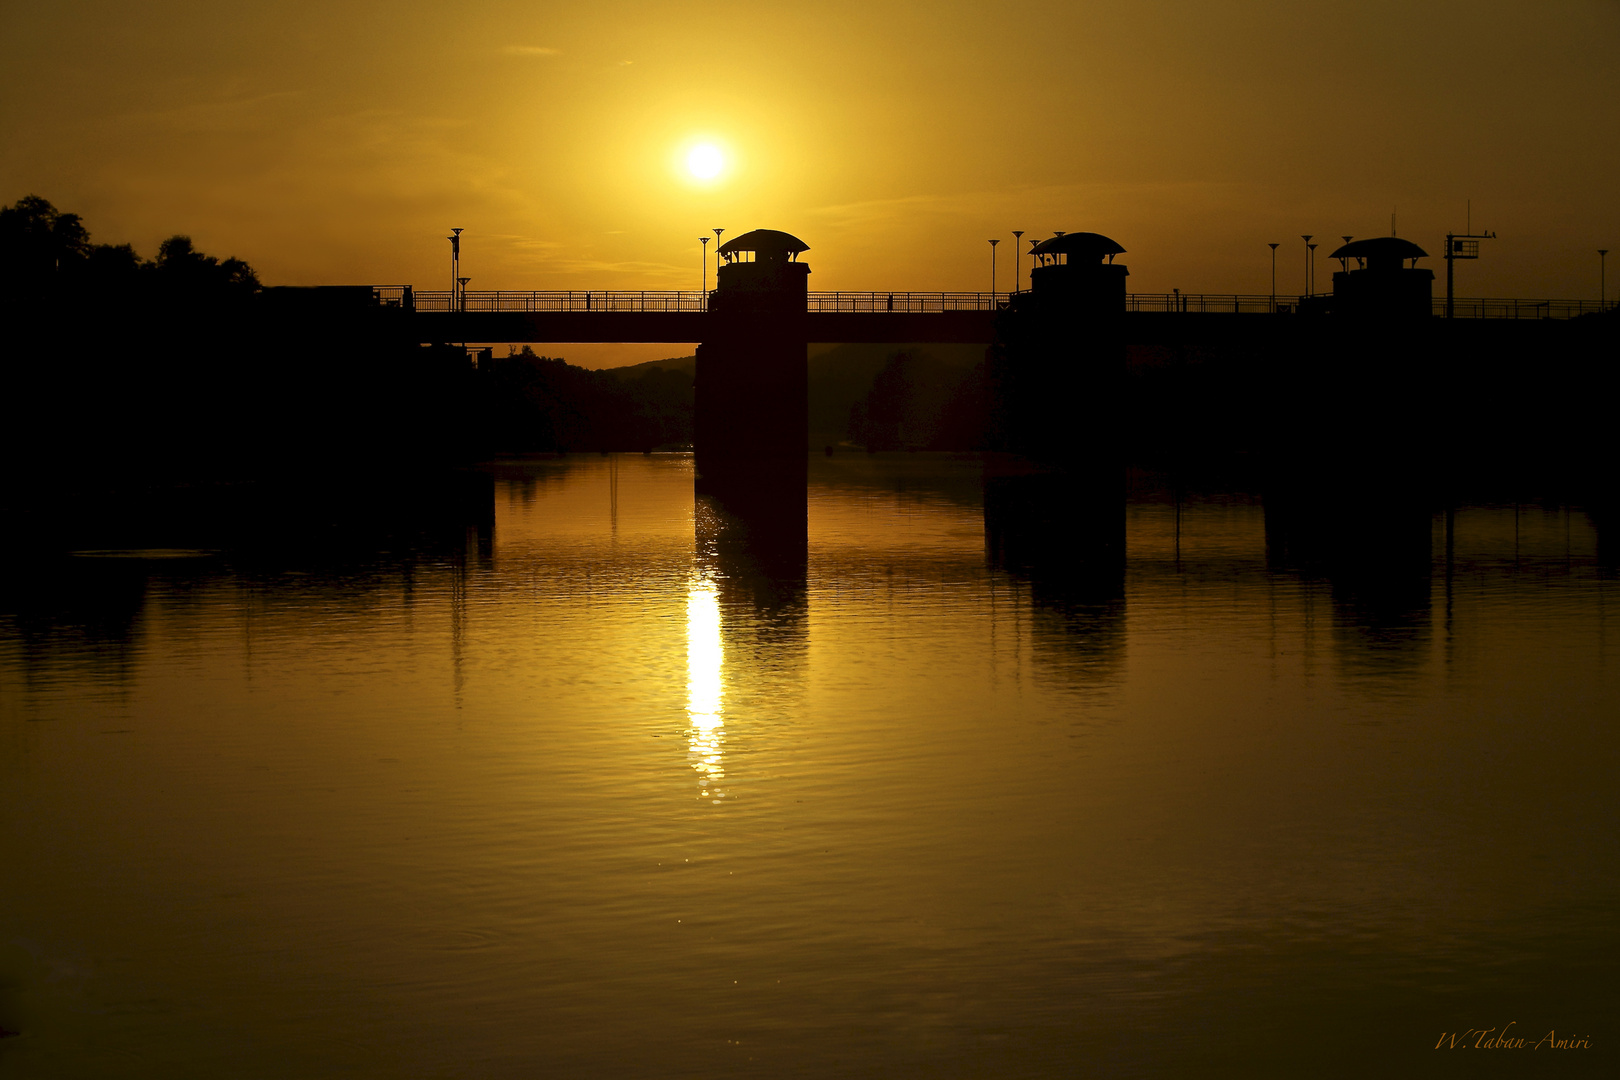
[366,286,1610,346]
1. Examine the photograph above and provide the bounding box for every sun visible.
[686,143,724,180]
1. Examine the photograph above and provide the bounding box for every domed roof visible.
[1030,232,1126,261]
[717,229,809,257]
[1329,236,1427,261]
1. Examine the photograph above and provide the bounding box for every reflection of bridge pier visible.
[685,465,809,806]
[984,458,1126,673]
[1263,479,1433,677]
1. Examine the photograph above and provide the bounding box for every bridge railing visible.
[1127,293,1280,314]
[1430,297,1605,319]
[397,289,1009,313]
[382,287,1608,320]
[405,289,708,313]
[807,291,1000,312]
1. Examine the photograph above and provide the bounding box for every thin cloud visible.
[502,46,561,57]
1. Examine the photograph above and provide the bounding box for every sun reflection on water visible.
[685,575,726,803]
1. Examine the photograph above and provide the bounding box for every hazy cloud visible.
[502,46,560,57]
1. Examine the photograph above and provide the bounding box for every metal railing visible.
[378,286,1609,321]
[402,289,707,313]
[807,291,1000,312]
[1433,297,1605,320]
[1127,293,1280,314]
[394,289,1008,313]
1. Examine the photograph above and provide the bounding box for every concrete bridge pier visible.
[991,232,1129,465]
[694,229,811,476]
[694,229,812,548]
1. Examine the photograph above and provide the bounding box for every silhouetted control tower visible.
[1328,237,1433,319]
[1027,232,1130,313]
[695,229,811,477]
[993,231,1129,462]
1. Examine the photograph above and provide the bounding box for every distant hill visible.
[607,354,696,381]
[809,342,989,449]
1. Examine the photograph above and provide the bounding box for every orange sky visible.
[3,1,1617,365]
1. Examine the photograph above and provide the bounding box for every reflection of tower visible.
[983,459,1126,676]
[695,477,807,625]
[682,478,809,804]
[695,229,810,478]
[1264,482,1432,678]
[991,231,1128,464]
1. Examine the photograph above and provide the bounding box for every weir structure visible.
[263,226,1614,475]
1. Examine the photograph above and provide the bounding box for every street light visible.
[1301,235,1312,296]
[1268,243,1279,312]
[1307,244,1318,295]
[448,228,463,309]
[1011,231,1024,293]
[1601,249,1610,309]
[988,238,1000,303]
[700,236,710,306]
[712,228,725,286]
[457,277,470,313]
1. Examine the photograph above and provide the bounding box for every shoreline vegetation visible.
[0,196,991,491]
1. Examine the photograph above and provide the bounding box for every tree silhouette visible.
[152,234,259,295]
[0,195,259,297]
[0,194,90,288]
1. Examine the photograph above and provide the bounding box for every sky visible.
[3,1,1617,364]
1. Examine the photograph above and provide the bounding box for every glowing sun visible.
[686,144,724,180]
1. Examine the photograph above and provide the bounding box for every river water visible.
[2,454,1615,1078]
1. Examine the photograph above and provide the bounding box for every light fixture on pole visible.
[988,238,1000,302]
[1268,243,1279,312]
[1307,244,1318,295]
[1301,235,1312,296]
[1012,231,1024,293]
[711,228,726,298]
[448,228,463,310]
[457,277,470,314]
[700,236,710,306]
[1443,215,1495,318]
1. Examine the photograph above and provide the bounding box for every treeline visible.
[479,347,692,454]
[0,195,258,298]
[0,195,702,493]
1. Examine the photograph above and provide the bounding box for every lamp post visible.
[448,228,463,310]
[988,238,999,303]
[1307,244,1318,295]
[1601,249,1610,310]
[1011,231,1024,293]
[712,228,725,286]
[457,277,470,313]
[1268,243,1279,312]
[700,236,710,307]
[1301,235,1312,296]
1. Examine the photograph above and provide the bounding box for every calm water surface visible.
[2,455,1616,1078]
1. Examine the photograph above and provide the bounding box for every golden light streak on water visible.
[685,574,726,803]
